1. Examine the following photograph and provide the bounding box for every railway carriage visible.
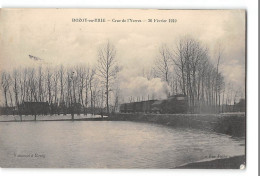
[119,94,188,114]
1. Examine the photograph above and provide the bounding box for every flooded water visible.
[0,118,245,168]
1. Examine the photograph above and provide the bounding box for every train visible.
[119,94,188,114]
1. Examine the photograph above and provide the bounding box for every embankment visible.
[176,155,245,169]
[109,113,245,137]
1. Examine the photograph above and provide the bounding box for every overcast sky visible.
[0,9,245,100]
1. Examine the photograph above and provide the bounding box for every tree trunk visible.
[4,90,8,107]
[106,81,109,114]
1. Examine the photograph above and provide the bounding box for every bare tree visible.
[20,68,28,103]
[65,68,76,119]
[153,44,171,85]
[46,67,53,104]
[84,66,90,112]
[171,36,225,113]
[76,66,86,106]
[53,69,59,104]
[89,68,96,114]
[172,39,187,96]
[66,69,72,107]
[112,82,120,113]
[172,38,203,110]
[59,65,65,104]
[37,66,44,102]
[90,77,100,115]
[214,44,224,112]
[1,71,11,107]
[27,68,37,102]
[96,41,119,114]
[12,69,19,106]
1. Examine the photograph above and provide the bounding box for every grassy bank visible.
[176,155,245,169]
[109,113,246,137]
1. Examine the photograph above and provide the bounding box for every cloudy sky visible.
[0,9,245,100]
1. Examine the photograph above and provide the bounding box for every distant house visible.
[19,102,50,115]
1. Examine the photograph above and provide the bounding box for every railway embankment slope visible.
[109,113,245,137]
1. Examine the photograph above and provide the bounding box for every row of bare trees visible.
[0,42,120,114]
[1,66,95,109]
[153,37,244,113]
[0,38,244,114]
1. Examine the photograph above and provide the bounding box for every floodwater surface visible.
[0,118,245,168]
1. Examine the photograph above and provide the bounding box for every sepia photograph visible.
[0,9,246,169]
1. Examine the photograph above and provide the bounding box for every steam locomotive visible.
[119,94,188,114]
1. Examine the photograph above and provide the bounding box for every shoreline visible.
[0,117,108,122]
[0,113,246,137]
[175,155,245,169]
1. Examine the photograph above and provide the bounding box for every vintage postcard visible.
[0,9,246,168]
